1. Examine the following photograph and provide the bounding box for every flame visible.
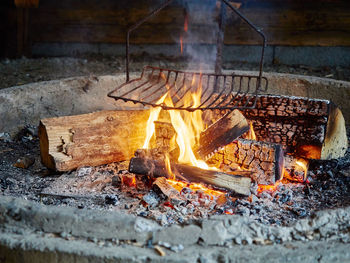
[180,36,183,54]
[164,154,175,180]
[246,122,256,140]
[180,13,188,55]
[296,158,308,181]
[142,93,168,149]
[184,13,188,32]
[143,73,215,178]
[163,93,209,169]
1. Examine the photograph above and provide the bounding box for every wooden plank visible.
[27,0,350,46]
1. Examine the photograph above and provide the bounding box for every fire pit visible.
[1,70,350,262]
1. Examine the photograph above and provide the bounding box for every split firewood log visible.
[128,157,252,196]
[206,139,284,185]
[39,110,149,171]
[197,109,249,158]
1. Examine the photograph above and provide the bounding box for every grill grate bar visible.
[108,66,268,111]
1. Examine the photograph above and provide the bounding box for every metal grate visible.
[108,66,268,111]
[109,0,268,111]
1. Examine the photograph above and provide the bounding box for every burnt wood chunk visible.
[129,157,252,196]
[197,109,249,159]
[213,94,348,160]
[39,110,150,171]
[207,139,284,185]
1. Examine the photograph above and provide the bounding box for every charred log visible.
[206,139,284,185]
[129,157,252,196]
[197,109,249,159]
[211,94,348,160]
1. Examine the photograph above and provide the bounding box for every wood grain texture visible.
[207,139,284,185]
[27,0,350,46]
[39,110,150,171]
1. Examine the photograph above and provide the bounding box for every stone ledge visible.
[1,196,349,248]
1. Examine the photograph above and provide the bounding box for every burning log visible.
[39,110,149,171]
[206,139,284,185]
[214,94,347,160]
[128,157,252,196]
[154,116,283,185]
[196,109,249,159]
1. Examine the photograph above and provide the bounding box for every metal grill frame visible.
[109,0,268,111]
[108,65,268,111]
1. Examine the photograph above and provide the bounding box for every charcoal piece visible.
[105,194,118,205]
[13,156,35,169]
[111,176,121,187]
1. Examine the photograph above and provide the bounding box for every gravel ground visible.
[0,56,349,90]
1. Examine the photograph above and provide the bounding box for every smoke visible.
[178,0,221,71]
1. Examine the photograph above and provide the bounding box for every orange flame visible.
[164,154,175,180]
[180,13,188,55]
[163,93,209,169]
[296,158,309,181]
[246,122,256,140]
[180,36,183,54]
[142,92,168,149]
[143,73,215,173]
[184,13,188,32]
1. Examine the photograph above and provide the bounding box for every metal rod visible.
[221,0,266,91]
[126,0,173,82]
[215,0,226,75]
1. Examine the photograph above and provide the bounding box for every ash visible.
[1,127,350,227]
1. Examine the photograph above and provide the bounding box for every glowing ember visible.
[121,174,136,187]
[180,13,188,54]
[257,181,281,194]
[167,179,224,198]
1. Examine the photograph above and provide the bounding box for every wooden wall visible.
[2,0,350,57]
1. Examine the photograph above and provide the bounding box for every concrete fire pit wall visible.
[0,71,349,135]
[1,196,350,250]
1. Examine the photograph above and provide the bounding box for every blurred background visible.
[1,0,350,88]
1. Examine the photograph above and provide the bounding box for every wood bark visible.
[211,94,348,160]
[206,139,284,185]
[128,157,252,196]
[39,110,150,171]
[197,109,249,159]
